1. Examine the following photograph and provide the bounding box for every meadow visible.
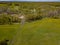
[0,24,20,41]
[0,18,60,45]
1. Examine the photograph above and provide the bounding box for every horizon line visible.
[0,1,60,2]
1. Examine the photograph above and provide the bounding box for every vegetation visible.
[0,2,60,24]
[0,24,19,41]
[0,2,60,45]
[0,18,60,45]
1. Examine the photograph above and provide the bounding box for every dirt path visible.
[9,25,23,45]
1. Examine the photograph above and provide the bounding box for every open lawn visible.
[0,18,60,45]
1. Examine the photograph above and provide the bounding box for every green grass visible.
[0,24,20,41]
[0,18,60,45]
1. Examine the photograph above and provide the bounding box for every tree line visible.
[0,2,60,24]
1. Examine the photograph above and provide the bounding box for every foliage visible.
[0,2,60,24]
[0,14,12,24]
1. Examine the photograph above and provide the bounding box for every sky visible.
[0,0,60,2]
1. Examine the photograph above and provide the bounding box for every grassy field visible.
[0,24,20,41]
[0,18,60,45]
